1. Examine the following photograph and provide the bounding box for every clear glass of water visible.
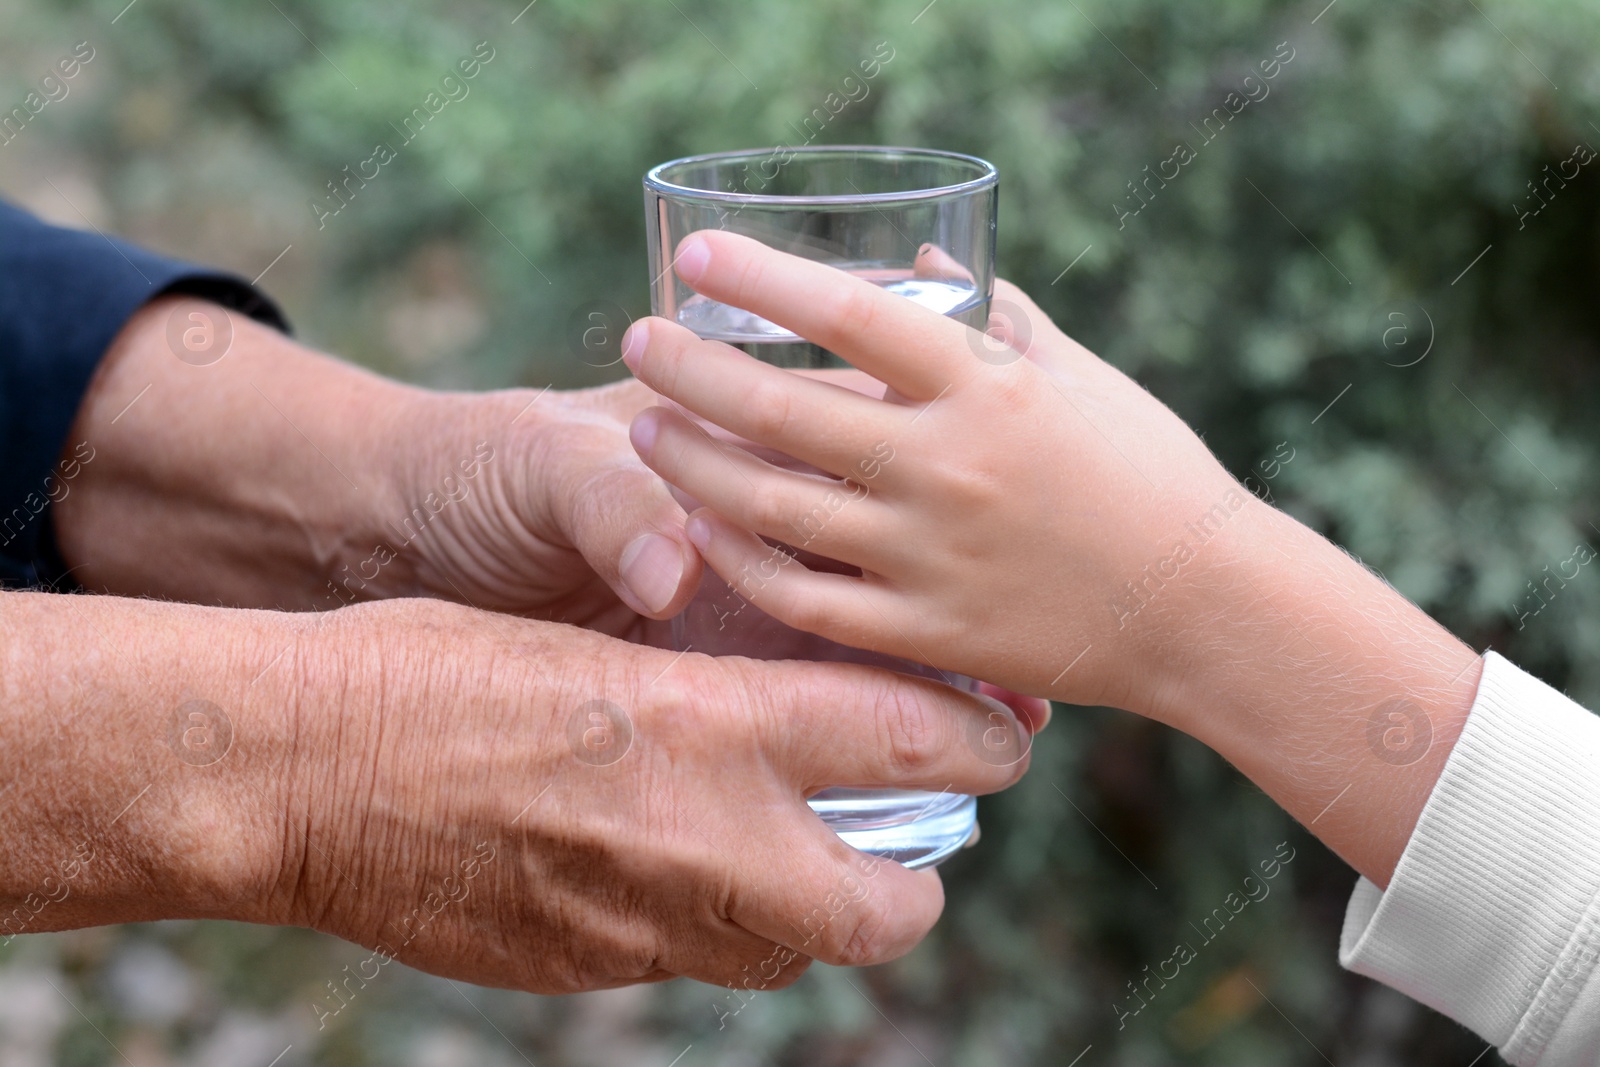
[643,146,999,869]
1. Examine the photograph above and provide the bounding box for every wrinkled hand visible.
[55,297,702,638]
[277,598,1030,994]
[385,368,960,645]
[384,380,703,642]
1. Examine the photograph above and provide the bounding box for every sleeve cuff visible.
[1339,651,1600,1064]
[0,200,289,589]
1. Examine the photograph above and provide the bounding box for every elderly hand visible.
[53,296,699,641]
[0,590,1029,993]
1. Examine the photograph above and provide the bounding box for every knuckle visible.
[988,367,1038,416]
[540,943,612,995]
[824,283,879,338]
[875,684,941,779]
[713,931,810,992]
[569,464,649,546]
[540,967,592,996]
[687,657,772,751]
[938,451,1008,515]
[744,480,794,530]
[743,376,796,441]
[536,915,661,994]
[731,254,768,309]
[831,895,896,967]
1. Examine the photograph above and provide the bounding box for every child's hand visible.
[621,230,1257,712]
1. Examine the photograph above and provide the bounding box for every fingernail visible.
[685,514,712,553]
[629,409,659,456]
[621,320,649,373]
[620,533,684,615]
[676,236,712,285]
[969,693,1031,768]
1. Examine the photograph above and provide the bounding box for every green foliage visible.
[4,0,1599,1062]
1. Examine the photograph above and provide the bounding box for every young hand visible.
[621,230,1251,713]
[622,232,1490,889]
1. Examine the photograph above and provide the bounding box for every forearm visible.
[1146,500,1481,888]
[53,295,425,609]
[0,591,300,931]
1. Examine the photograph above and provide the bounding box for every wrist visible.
[1149,501,1478,734]
[1135,500,1482,883]
[0,593,307,929]
[56,295,427,609]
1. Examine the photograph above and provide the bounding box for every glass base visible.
[807,788,978,869]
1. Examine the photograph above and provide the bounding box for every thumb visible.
[563,459,704,620]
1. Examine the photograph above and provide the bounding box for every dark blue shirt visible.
[0,200,287,588]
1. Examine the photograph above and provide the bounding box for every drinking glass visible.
[643,146,999,868]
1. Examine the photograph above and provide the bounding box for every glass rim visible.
[643,145,998,206]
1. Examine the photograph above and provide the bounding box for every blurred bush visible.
[4,0,1599,1063]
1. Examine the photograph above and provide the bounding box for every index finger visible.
[672,230,977,401]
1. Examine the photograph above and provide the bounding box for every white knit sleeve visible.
[1339,651,1600,1066]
